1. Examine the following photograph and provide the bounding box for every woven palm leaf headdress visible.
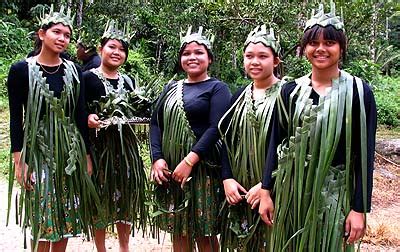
[305,1,344,32]
[180,25,214,51]
[102,19,134,45]
[38,4,74,29]
[244,24,281,55]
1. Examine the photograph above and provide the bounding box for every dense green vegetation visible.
[0,1,399,132]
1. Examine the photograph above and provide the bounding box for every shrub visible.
[372,76,400,127]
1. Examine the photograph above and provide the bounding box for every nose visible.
[251,57,260,65]
[316,43,325,52]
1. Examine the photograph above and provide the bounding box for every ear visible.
[273,57,281,68]
[38,29,46,41]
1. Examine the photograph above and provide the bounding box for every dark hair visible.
[300,25,347,61]
[177,42,214,72]
[32,22,73,56]
[100,37,129,63]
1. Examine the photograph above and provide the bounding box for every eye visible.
[195,50,205,55]
[245,54,253,59]
[65,33,71,40]
[182,51,190,56]
[309,41,320,46]
[326,40,337,46]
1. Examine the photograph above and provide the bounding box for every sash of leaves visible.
[270,70,368,251]
[148,80,221,248]
[87,75,162,233]
[7,58,101,249]
[219,82,281,251]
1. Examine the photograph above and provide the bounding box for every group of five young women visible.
[7,3,376,252]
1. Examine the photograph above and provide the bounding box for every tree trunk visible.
[76,0,84,29]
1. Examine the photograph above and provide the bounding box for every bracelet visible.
[184,157,194,167]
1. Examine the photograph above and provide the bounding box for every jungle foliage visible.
[0,1,399,126]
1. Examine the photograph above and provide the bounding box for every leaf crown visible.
[39,4,74,29]
[102,20,134,44]
[244,24,281,55]
[77,29,98,50]
[305,1,344,32]
[180,26,214,51]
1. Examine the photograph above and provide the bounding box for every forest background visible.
[0,0,399,250]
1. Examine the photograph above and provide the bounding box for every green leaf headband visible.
[304,1,344,32]
[180,26,215,51]
[102,20,134,45]
[244,24,281,55]
[77,29,99,51]
[39,4,74,29]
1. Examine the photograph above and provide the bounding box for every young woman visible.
[258,3,377,251]
[85,20,147,252]
[150,26,231,252]
[218,25,283,251]
[7,5,96,252]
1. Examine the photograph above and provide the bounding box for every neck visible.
[37,50,62,66]
[311,65,340,87]
[253,75,279,90]
[186,72,209,83]
[100,64,119,79]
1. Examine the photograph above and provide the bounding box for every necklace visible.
[91,67,125,95]
[38,62,61,75]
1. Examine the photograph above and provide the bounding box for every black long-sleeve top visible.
[83,71,134,104]
[261,80,377,212]
[150,77,231,162]
[7,59,89,153]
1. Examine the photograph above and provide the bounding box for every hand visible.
[258,189,274,226]
[223,178,247,205]
[172,159,193,189]
[13,152,32,190]
[150,159,170,185]
[88,114,100,128]
[246,182,262,209]
[86,155,93,176]
[345,210,366,244]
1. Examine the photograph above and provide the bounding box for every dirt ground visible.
[0,154,399,251]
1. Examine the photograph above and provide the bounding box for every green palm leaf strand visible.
[7,58,101,249]
[271,71,368,252]
[218,82,282,251]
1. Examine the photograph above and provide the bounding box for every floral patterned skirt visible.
[154,163,223,237]
[27,165,82,242]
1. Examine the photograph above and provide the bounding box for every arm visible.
[149,84,173,184]
[74,66,91,154]
[345,82,377,243]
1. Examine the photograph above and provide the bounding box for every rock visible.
[376,139,400,164]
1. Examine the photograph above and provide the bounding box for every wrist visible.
[184,156,194,167]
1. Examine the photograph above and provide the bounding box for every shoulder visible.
[9,59,28,73]
[281,80,298,95]
[83,70,97,81]
[231,86,247,102]
[208,77,231,94]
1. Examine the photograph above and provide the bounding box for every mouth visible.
[249,68,262,74]
[313,55,329,60]
[55,44,65,49]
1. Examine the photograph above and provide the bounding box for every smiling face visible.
[243,42,280,84]
[180,42,211,82]
[100,39,127,69]
[38,23,71,54]
[305,34,341,71]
